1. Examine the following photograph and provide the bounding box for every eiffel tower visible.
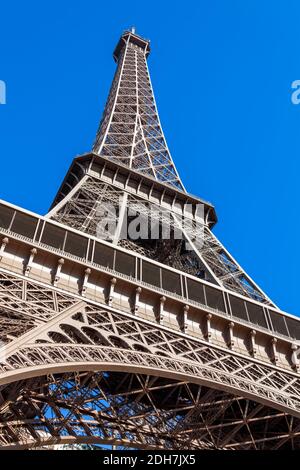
[0,29,300,450]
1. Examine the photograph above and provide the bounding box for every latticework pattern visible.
[0,272,300,450]
[0,29,298,451]
[93,31,184,190]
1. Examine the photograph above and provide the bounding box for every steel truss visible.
[51,174,274,304]
[0,29,298,450]
[50,30,273,304]
[0,271,299,449]
[93,31,184,190]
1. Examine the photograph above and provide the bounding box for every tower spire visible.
[93,30,185,191]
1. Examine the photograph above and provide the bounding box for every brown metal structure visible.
[0,29,300,450]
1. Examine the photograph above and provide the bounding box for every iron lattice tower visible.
[0,30,300,450]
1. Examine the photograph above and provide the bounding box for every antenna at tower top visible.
[131,26,136,34]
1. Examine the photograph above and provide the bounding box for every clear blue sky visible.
[0,1,299,316]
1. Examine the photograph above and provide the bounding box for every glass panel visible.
[64,231,88,259]
[151,188,161,201]
[186,278,205,305]
[229,295,249,321]
[139,183,150,197]
[115,251,135,277]
[246,302,268,328]
[161,269,181,295]
[205,285,226,312]
[10,212,38,239]
[93,242,114,269]
[162,193,173,206]
[0,204,14,230]
[269,311,289,336]
[127,178,139,191]
[285,317,300,340]
[115,172,127,185]
[103,167,114,180]
[41,223,66,250]
[142,261,161,288]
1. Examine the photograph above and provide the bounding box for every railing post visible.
[107,277,117,307]
[132,286,142,314]
[291,343,299,370]
[227,321,235,349]
[53,258,64,286]
[181,305,189,332]
[205,313,212,342]
[158,296,166,325]
[249,329,257,356]
[0,237,9,261]
[25,248,37,276]
[270,338,278,363]
[81,268,91,296]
